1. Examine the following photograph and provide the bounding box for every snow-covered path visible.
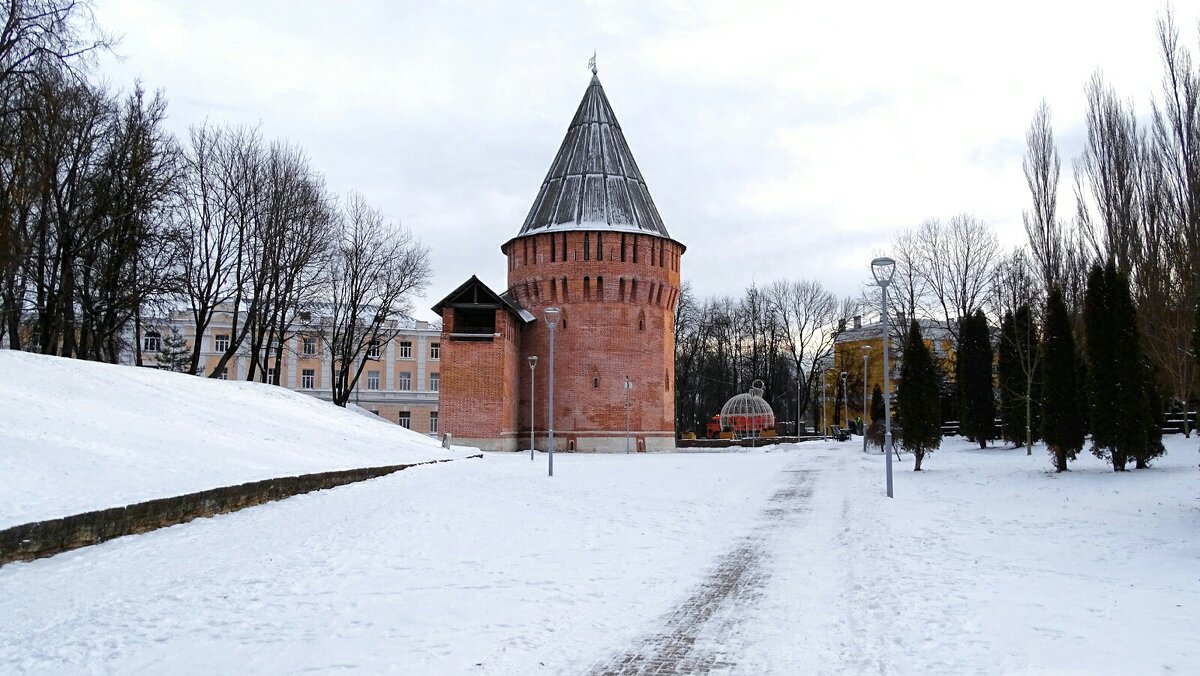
[1,440,1197,674]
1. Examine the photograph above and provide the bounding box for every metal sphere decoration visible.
[719,379,776,438]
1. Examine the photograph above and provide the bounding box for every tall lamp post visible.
[822,371,828,440]
[796,369,803,437]
[624,376,633,453]
[861,345,871,452]
[822,368,836,439]
[871,257,896,498]
[528,355,538,461]
[840,371,849,432]
[544,308,561,477]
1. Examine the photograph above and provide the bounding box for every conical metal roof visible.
[516,71,671,238]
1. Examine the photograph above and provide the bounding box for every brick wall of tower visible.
[438,307,522,450]
[505,230,683,451]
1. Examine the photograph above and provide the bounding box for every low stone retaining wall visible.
[0,454,481,566]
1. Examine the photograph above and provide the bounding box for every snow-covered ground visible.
[1,435,1196,674]
[0,351,468,528]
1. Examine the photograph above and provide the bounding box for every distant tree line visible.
[0,1,431,407]
[674,279,860,436]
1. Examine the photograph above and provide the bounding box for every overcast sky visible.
[93,0,1196,321]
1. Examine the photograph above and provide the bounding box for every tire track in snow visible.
[588,461,817,675]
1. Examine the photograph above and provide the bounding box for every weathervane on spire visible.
[589,51,597,75]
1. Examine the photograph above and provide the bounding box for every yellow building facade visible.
[832,315,955,424]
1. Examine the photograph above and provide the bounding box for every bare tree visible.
[242,141,334,383]
[1023,100,1064,294]
[912,213,999,345]
[0,0,112,118]
[323,192,430,407]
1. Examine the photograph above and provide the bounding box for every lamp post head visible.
[871,256,897,288]
[861,344,871,353]
[528,355,538,369]
[544,307,561,329]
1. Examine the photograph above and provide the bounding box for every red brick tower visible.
[502,67,685,452]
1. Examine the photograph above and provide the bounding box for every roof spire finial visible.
[588,51,597,75]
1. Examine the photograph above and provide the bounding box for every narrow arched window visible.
[562,277,569,302]
[551,234,556,262]
[638,310,646,331]
[584,233,591,261]
[584,276,591,300]
[597,233,603,260]
[561,233,567,261]
[630,279,637,303]
[596,276,604,300]
[620,234,627,262]
[619,277,626,302]
[550,278,558,301]
[632,236,639,263]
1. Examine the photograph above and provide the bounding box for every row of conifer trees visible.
[888,260,1172,473]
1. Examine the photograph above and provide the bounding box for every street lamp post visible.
[871,257,897,498]
[544,308,561,477]
[822,368,836,440]
[624,376,633,453]
[528,355,538,461]
[796,369,803,437]
[861,345,871,452]
[822,372,828,440]
[840,371,849,433]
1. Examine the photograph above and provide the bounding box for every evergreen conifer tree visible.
[867,383,885,449]
[1041,287,1085,472]
[157,327,192,373]
[1085,263,1121,468]
[897,319,941,470]
[957,310,996,448]
[1086,261,1159,470]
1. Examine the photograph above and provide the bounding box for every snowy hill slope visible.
[0,351,468,528]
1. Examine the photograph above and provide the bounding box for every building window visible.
[584,276,591,300]
[215,334,229,352]
[399,371,412,391]
[584,233,590,261]
[430,342,440,360]
[303,336,316,356]
[430,372,440,392]
[398,411,411,429]
[596,232,603,260]
[301,368,315,389]
[429,411,439,434]
[399,341,412,359]
[267,369,278,386]
[367,370,380,390]
[367,340,380,359]
[214,367,228,380]
[142,331,161,353]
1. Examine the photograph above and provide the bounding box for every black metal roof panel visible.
[517,72,671,239]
